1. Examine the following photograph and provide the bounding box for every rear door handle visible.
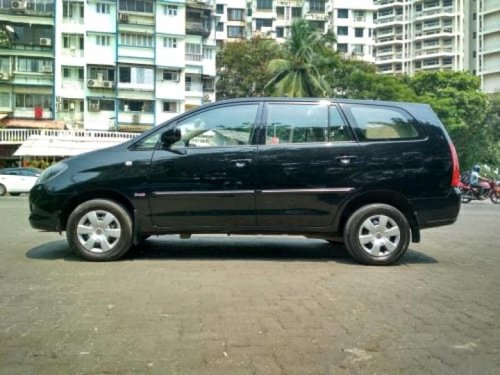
[231,159,253,168]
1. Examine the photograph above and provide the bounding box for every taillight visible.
[449,142,460,187]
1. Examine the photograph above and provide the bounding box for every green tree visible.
[329,59,417,101]
[216,37,281,99]
[410,71,490,169]
[265,20,336,97]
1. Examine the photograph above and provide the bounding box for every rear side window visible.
[265,103,353,144]
[346,105,420,140]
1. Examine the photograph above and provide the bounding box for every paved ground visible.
[0,196,499,374]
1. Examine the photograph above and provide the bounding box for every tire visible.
[490,192,499,204]
[461,194,472,203]
[66,199,133,261]
[10,193,21,196]
[343,204,411,266]
[0,184,6,196]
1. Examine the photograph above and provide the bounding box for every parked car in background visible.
[0,168,41,196]
[29,98,461,265]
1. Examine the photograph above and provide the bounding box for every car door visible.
[148,102,261,229]
[255,101,362,229]
[6,170,23,192]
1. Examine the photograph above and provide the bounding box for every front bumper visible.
[29,185,69,232]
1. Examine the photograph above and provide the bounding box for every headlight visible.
[36,162,68,184]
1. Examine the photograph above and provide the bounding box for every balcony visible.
[117,12,155,26]
[376,15,403,24]
[185,53,203,62]
[0,129,138,145]
[186,21,211,37]
[414,6,454,19]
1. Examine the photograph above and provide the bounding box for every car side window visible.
[265,103,328,145]
[330,106,354,142]
[132,132,161,151]
[172,104,259,148]
[346,105,420,140]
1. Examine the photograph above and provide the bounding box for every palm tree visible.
[265,20,334,97]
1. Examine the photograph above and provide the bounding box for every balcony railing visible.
[0,129,138,145]
[185,82,203,92]
[185,53,202,62]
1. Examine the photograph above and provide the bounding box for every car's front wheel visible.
[343,204,411,265]
[66,199,133,261]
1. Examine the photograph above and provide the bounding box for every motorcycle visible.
[459,179,500,204]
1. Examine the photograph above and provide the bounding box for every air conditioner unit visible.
[88,100,100,111]
[87,79,106,88]
[132,113,141,123]
[119,12,129,22]
[39,38,51,46]
[42,65,53,73]
[102,81,114,88]
[11,0,26,11]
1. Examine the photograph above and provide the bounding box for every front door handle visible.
[231,159,253,168]
[336,155,357,165]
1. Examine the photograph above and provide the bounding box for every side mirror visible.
[161,128,181,148]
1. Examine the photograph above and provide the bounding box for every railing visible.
[0,129,138,144]
[62,17,84,25]
[185,82,203,92]
[185,53,202,62]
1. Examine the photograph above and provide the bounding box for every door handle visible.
[231,159,253,168]
[336,155,357,165]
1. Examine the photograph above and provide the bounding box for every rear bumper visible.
[411,188,461,230]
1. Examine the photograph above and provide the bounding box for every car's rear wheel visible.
[66,199,133,261]
[0,184,6,196]
[344,204,410,265]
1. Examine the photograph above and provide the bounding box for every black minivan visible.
[29,98,461,265]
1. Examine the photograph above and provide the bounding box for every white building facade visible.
[373,0,469,75]
[473,0,500,93]
[0,0,217,132]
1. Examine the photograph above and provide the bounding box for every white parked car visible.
[0,168,41,196]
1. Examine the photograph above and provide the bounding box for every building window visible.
[355,28,364,37]
[276,27,284,38]
[96,35,111,46]
[88,67,115,81]
[337,8,348,18]
[120,33,153,47]
[15,94,52,109]
[163,37,177,48]
[256,0,273,10]
[186,43,202,61]
[216,4,224,14]
[96,3,110,14]
[203,49,213,59]
[163,70,179,81]
[255,18,272,30]
[291,7,302,17]
[227,8,245,21]
[163,101,177,112]
[352,44,364,55]
[0,93,10,108]
[227,26,244,38]
[119,66,154,84]
[119,99,153,112]
[337,43,348,53]
[16,58,52,73]
[217,22,224,32]
[164,5,178,16]
[443,0,452,6]
[118,0,153,13]
[337,26,348,36]
[308,0,325,13]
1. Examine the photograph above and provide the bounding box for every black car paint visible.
[29,98,461,240]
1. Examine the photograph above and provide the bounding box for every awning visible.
[14,135,128,157]
[1,119,65,129]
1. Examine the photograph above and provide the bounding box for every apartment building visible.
[331,0,376,63]
[473,0,500,93]
[0,0,217,132]
[215,0,332,45]
[373,0,469,75]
